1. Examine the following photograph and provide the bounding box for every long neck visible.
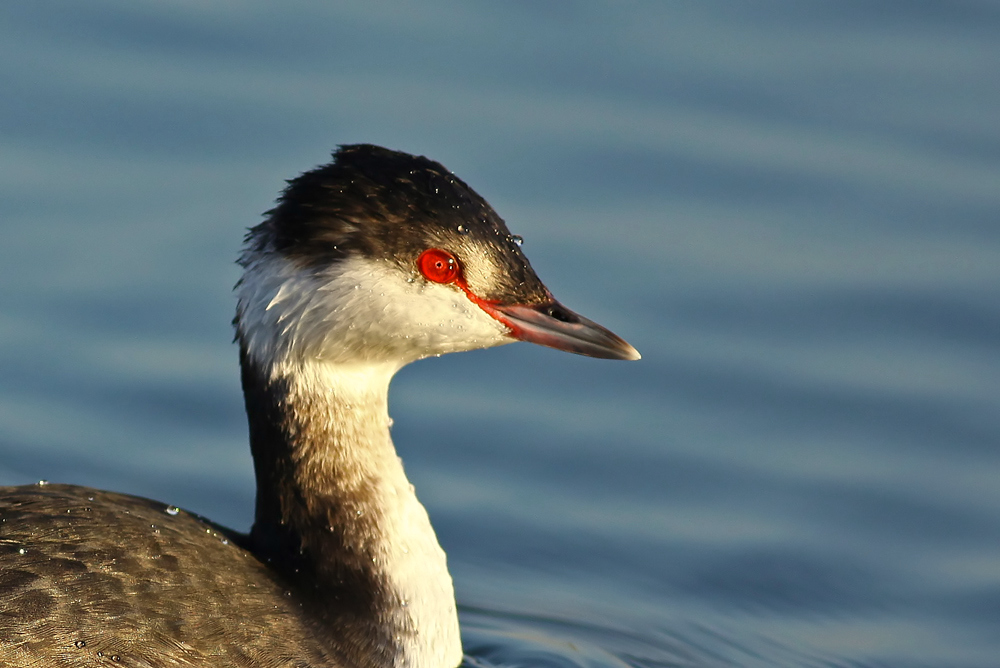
[240,348,462,668]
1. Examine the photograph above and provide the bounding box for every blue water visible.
[2,3,999,666]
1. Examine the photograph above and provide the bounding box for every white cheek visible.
[236,254,511,368]
[373,277,509,355]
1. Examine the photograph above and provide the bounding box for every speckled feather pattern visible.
[0,484,333,667]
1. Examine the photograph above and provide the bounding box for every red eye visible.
[417,248,460,284]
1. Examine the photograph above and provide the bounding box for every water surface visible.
[1,3,999,666]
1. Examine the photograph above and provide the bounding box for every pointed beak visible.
[485,299,640,361]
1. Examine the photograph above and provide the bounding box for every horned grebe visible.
[0,145,638,668]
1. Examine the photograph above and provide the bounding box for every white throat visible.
[267,357,463,668]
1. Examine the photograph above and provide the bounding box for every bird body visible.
[1,484,333,666]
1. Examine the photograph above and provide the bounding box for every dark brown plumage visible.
[246,144,550,306]
[0,484,332,667]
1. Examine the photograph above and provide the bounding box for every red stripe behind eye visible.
[416,248,514,332]
[453,279,515,334]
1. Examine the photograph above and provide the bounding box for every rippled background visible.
[2,3,999,666]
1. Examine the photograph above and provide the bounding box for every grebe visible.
[0,145,639,667]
